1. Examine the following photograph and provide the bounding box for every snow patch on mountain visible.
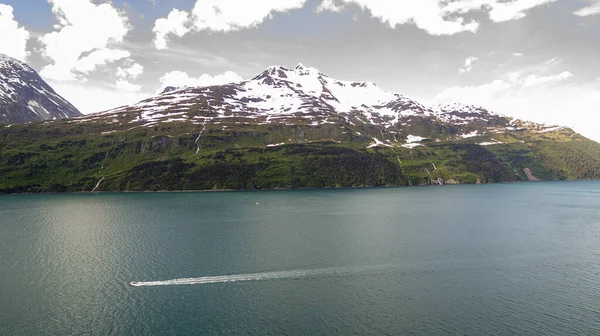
[479,141,503,146]
[460,131,479,138]
[367,137,393,148]
[401,135,428,149]
[536,126,564,133]
[406,135,427,143]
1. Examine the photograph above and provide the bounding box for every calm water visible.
[1,182,600,335]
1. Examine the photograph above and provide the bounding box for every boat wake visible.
[130,265,390,287]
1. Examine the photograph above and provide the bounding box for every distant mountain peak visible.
[255,64,385,93]
[160,86,184,95]
[0,53,81,124]
[0,54,36,78]
[0,53,25,67]
[255,63,323,81]
[294,63,320,76]
[256,65,291,79]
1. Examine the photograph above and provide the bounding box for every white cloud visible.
[116,79,142,93]
[435,79,512,102]
[486,0,558,22]
[159,70,243,91]
[38,63,79,81]
[0,4,30,62]
[117,63,144,79]
[153,0,558,46]
[318,0,557,35]
[39,0,131,81]
[434,69,600,142]
[190,0,307,32]
[459,56,478,73]
[49,80,148,114]
[153,9,191,50]
[317,0,344,13]
[75,49,131,74]
[436,69,574,102]
[443,0,557,22]
[324,0,479,35]
[36,1,146,113]
[520,71,572,87]
[115,63,144,93]
[153,0,307,49]
[574,0,600,16]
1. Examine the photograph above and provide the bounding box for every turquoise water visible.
[1,182,600,335]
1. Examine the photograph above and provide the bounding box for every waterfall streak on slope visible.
[130,265,390,287]
[194,118,211,155]
[91,177,104,193]
[424,167,433,184]
[391,148,407,176]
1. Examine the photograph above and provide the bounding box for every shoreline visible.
[1,179,595,196]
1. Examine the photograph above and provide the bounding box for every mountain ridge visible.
[80,63,559,147]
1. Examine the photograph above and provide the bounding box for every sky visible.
[0,0,599,141]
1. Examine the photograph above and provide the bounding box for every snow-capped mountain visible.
[2,63,590,193]
[0,54,81,124]
[89,63,508,131]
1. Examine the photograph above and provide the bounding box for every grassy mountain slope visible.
[1,115,598,193]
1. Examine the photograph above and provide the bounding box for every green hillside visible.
[2,117,599,194]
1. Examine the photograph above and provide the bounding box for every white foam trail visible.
[130,265,390,287]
